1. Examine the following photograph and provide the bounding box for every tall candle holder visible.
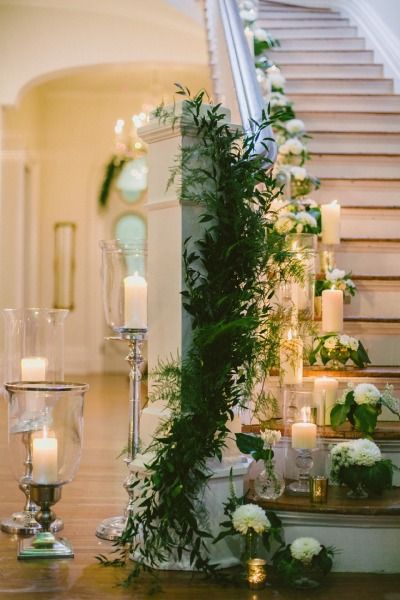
[1,308,68,535]
[287,390,318,495]
[4,381,87,559]
[96,240,147,541]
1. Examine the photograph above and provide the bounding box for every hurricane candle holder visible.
[96,239,147,541]
[286,233,317,321]
[1,308,68,535]
[287,391,318,495]
[247,558,267,589]
[4,382,87,559]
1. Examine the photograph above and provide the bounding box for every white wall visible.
[361,0,400,41]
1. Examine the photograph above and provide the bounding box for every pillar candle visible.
[291,422,317,449]
[124,273,148,329]
[280,331,303,385]
[322,289,343,332]
[313,376,338,425]
[21,357,47,380]
[32,435,58,483]
[321,200,341,245]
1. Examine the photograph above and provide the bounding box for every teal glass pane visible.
[116,157,148,202]
[114,214,146,275]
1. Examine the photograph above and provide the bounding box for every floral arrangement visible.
[275,165,320,199]
[253,27,280,55]
[309,333,371,369]
[274,118,309,145]
[330,438,396,496]
[232,504,270,536]
[272,199,321,235]
[315,268,357,299]
[273,537,335,588]
[277,138,309,166]
[235,429,281,462]
[331,383,400,436]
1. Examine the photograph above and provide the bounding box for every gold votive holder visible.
[247,558,267,589]
[310,476,328,504]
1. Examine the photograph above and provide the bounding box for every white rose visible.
[349,337,359,351]
[232,504,270,535]
[285,119,305,134]
[275,215,295,234]
[290,537,322,565]
[281,138,305,156]
[297,212,317,228]
[269,72,286,90]
[324,336,337,350]
[353,383,381,406]
[290,166,307,181]
[326,268,346,281]
[339,334,351,347]
[240,9,256,22]
[270,93,289,108]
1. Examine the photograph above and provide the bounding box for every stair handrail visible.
[205,0,277,165]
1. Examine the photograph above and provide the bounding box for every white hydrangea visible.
[285,119,305,134]
[353,383,381,406]
[324,336,337,350]
[261,428,281,447]
[240,9,256,22]
[290,537,322,565]
[232,504,270,535]
[326,268,346,281]
[253,27,268,41]
[279,138,305,156]
[351,438,381,466]
[270,92,290,108]
[256,68,270,94]
[269,72,286,90]
[290,166,307,181]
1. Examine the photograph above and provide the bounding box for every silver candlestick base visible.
[287,448,314,495]
[18,484,72,560]
[96,329,146,541]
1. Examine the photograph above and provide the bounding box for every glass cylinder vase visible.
[254,459,285,500]
[99,239,147,335]
[285,233,317,321]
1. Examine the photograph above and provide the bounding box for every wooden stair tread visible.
[343,206,400,211]
[249,482,400,516]
[351,275,400,281]
[344,317,400,323]
[243,421,400,440]
[304,366,400,378]
[341,238,400,243]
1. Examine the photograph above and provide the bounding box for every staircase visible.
[259,0,400,367]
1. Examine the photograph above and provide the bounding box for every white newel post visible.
[137,102,250,568]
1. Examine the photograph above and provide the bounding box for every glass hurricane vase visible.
[254,459,285,501]
[242,528,260,564]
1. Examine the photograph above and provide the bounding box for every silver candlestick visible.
[96,329,146,541]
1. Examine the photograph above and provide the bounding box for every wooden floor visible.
[0,373,399,600]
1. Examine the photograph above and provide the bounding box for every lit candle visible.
[124,273,148,329]
[279,329,303,385]
[247,558,267,589]
[321,200,341,245]
[244,26,254,57]
[32,433,58,484]
[21,357,47,381]
[322,289,343,332]
[313,376,338,425]
[291,422,317,449]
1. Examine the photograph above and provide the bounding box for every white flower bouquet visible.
[273,537,335,588]
[277,137,309,166]
[272,199,321,235]
[275,165,320,198]
[331,382,400,436]
[309,333,370,369]
[315,268,357,299]
[330,438,396,497]
[253,27,280,55]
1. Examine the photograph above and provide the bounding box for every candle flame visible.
[114,118,124,135]
[300,406,312,422]
[287,329,293,341]
[331,199,338,205]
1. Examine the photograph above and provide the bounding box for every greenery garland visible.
[98,85,302,583]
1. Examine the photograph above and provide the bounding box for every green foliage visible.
[273,544,335,586]
[235,432,273,462]
[330,389,381,437]
[98,155,127,208]
[338,459,395,495]
[309,334,371,369]
[100,85,299,583]
[254,35,280,57]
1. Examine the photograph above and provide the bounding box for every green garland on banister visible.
[98,85,302,583]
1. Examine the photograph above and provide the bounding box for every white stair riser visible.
[335,244,400,276]
[341,211,400,237]
[259,11,342,19]
[278,38,365,50]
[269,50,374,64]
[314,180,400,205]
[309,133,400,154]
[266,27,358,38]
[259,18,349,28]
[290,94,400,113]
[281,64,382,78]
[286,79,393,93]
[309,155,400,179]
[344,285,400,319]
[300,112,400,132]
[343,324,400,366]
